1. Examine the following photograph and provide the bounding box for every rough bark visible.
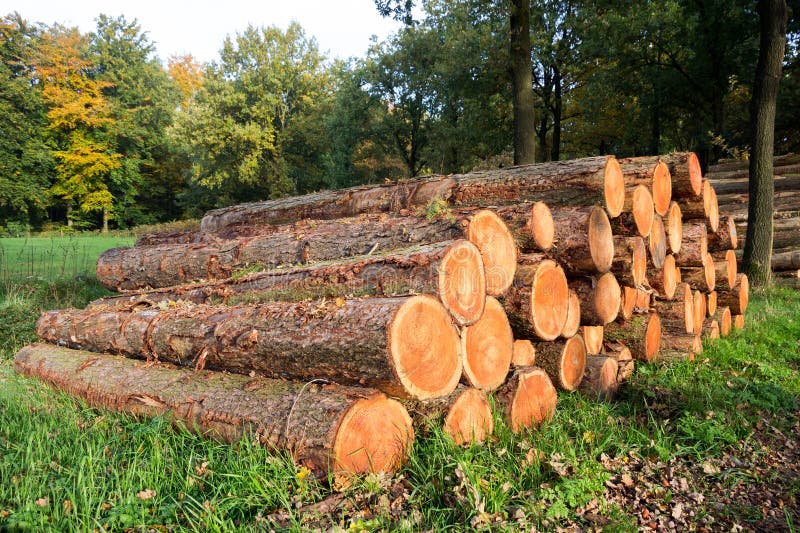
[503,257,569,340]
[771,248,800,270]
[460,297,513,391]
[494,367,557,433]
[548,206,614,274]
[675,222,708,267]
[717,274,750,314]
[510,0,536,165]
[570,273,621,326]
[708,216,738,252]
[401,387,493,445]
[659,333,702,355]
[708,174,800,196]
[708,153,800,173]
[604,313,661,362]
[36,296,462,401]
[653,283,694,334]
[611,236,647,287]
[603,341,634,382]
[530,336,587,392]
[135,229,200,247]
[577,355,619,400]
[618,157,673,216]
[14,344,414,476]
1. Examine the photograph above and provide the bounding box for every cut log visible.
[692,290,707,336]
[708,153,800,173]
[703,319,720,340]
[653,282,693,334]
[619,286,651,321]
[771,249,800,271]
[624,185,656,237]
[561,290,582,338]
[512,339,536,367]
[611,236,647,287]
[707,291,718,316]
[464,209,518,296]
[509,201,554,251]
[578,355,619,400]
[135,229,199,247]
[503,257,569,340]
[603,341,634,381]
[648,254,678,300]
[14,344,414,476]
[460,297,513,391]
[659,333,702,355]
[681,253,716,292]
[619,157,673,216]
[36,295,462,401]
[706,162,800,180]
[733,314,745,330]
[717,307,732,337]
[660,152,703,199]
[648,215,667,270]
[402,387,493,445]
[675,222,708,267]
[713,249,737,290]
[548,206,615,274]
[666,202,683,254]
[604,313,661,362]
[717,273,749,314]
[200,156,626,234]
[570,273,621,325]
[531,335,587,391]
[582,325,604,354]
[495,367,558,433]
[681,179,720,232]
[708,216,738,252]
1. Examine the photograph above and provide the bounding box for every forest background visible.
[1,0,799,234]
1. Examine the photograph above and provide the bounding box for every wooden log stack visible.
[16,152,753,479]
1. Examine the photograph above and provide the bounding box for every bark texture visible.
[577,355,619,400]
[531,336,587,392]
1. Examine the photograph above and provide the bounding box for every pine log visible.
[603,341,634,382]
[135,229,200,247]
[717,273,749,314]
[619,157,673,216]
[648,215,667,270]
[460,297,513,391]
[512,339,536,367]
[680,179,720,232]
[621,184,656,237]
[666,202,683,254]
[461,209,518,296]
[707,291,718,316]
[709,174,800,196]
[578,355,619,400]
[675,222,708,267]
[604,313,661,362]
[648,254,678,300]
[708,153,800,173]
[692,290,707,336]
[653,283,693,334]
[548,206,615,274]
[14,344,414,476]
[717,306,732,337]
[706,162,800,181]
[708,216,738,252]
[503,257,569,340]
[401,387,493,445]
[611,236,647,287]
[570,273,621,325]
[531,336,587,391]
[199,156,627,234]
[659,152,704,199]
[713,249,737,290]
[36,295,462,401]
[561,290,582,338]
[733,314,745,330]
[582,325,604,354]
[494,367,558,433]
[703,319,720,340]
[499,201,554,252]
[771,249,800,271]
[681,253,716,292]
[618,286,651,321]
[659,333,702,355]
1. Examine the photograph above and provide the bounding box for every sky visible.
[3,0,410,64]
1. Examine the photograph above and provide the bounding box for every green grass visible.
[0,238,798,530]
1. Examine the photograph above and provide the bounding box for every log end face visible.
[509,368,558,432]
[644,313,661,362]
[588,206,614,273]
[582,325,604,354]
[561,335,588,391]
[726,216,738,250]
[724,249,738,289]
[461,297,513,391]
[679,283,694,333]
[648,215,667,270]
[443,388,494,445]
[530,261,569,340]
[720,307,732,336]
[632,185,655,238]
[652,161,673,216]
[707,291,718,317]
[468,210,517,297]
[687,152,703,196]
[439,240,486,326]
[334,394,414,475]
[604,157,625,218]
[594,272,621,325]
[528,201,554,251]
[631,237,647,287]
[662,255,678,300]
[707,320,720,339]
[692,291,706,335]
[703,252,716,292]
[561,290,581,338]
[512,339,536,367]
[666,202,683,254]
[733,314,745,330]
[739,274,749,314]
[390,295,462,400]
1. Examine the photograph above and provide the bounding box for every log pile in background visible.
[16,151,753,479]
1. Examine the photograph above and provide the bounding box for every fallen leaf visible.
[35,498,48,507]
[672,502,683,520]
[702,462,720,474]
[621,474,634,487]
[137,489,157,500]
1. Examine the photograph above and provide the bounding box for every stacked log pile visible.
[15,152,751,479]
[706,153,800,283]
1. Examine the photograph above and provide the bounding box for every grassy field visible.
[0,236,798,531]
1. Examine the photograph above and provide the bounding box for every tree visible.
[510,0,536,164]
[167,54,204,112]
[742,0,789,286]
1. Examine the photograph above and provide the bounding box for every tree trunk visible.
[618,157,673,216]
[604,313,661,362]
[551,66,562,162]
[460,297,513,391]
[531,336,587,392]
[14,344,413,476]
[66,203,73,228]
[577,355,619,400]
[401,387,493,446]
[36,295,462,401]
[675,222,708,267]
[548,206,614,274]
[494,367,557,433]
[611,236,647,287]
[102,206,109,234]
[717,273,750,314]
[708,216,738,251]
[510,0,536,165]
[502,257,569,340]
[743,0,788,286]
[569,273,621,325]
